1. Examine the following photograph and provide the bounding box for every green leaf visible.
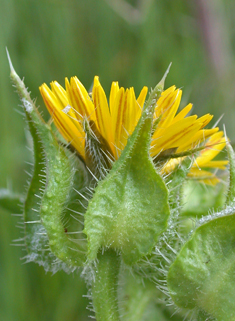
[25,111,88,272]
[8,52,88,270]
[167,214,235,321]
[0,189,24,213]
[36,121,88,267]
[84,78,170,265]
[23,111,59,271]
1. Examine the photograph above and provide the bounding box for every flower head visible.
[40,76,227,184]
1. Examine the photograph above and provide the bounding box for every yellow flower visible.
[39,76,227,184]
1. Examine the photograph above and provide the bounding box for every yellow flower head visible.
[39,76,227,184]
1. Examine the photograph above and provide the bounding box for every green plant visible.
[3,51,234,321]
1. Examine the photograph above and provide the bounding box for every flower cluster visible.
[40,76,227,184]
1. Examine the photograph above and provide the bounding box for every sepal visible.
[8,51,88,271]
[134,157,193,280]
[84,75,170,265]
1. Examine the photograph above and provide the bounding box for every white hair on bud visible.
[22,98,33,113]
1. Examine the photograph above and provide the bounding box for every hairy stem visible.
[92,249,121,321]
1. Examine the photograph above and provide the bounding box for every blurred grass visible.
[1,0,235,320]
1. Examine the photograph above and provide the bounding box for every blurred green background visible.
[1,0,235,320]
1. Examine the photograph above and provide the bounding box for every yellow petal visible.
[161,158,182,175]
[92,76,114,152]
[111,87,125,157]
[176,128,219,153]
[120,88,137,147]
[207,131,224,143]
[170,103,193,124]
[194,136,226,167]
[137,86,148,109]
[50,81,80,126]
[131,86,148,125]
[109,81,119,112]
[196,114,213,129]
[154,85,176,118]
[65,77,81,121]
[66,77,94,121]
[50,81,69,107]
[154,89,182,137]
[202,160,228,169]
[39,84,85,157]
[151,116,201,155]
[40,78,227,185]
[188,168,220,185]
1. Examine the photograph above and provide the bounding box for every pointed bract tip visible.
[158,62,172,88]
[223,124,229,144]
[6,48,35,115]
[223,124,232,164]
[6,48,16,75]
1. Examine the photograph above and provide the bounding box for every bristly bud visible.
[83,117,114,180]
[8,50,88,272]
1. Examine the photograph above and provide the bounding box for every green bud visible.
[8,51,88,271]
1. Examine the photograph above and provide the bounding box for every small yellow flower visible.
[39,76,227,184]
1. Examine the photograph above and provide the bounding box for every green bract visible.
[8,53,88,271]
[167,142,235,320]
[84,81,170,265]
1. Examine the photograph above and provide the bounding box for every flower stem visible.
[92,249,121,321]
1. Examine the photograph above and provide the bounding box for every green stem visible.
[122,280,156,321]
[92,249,121,321]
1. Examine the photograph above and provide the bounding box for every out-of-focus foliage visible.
[1,0,235,320]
